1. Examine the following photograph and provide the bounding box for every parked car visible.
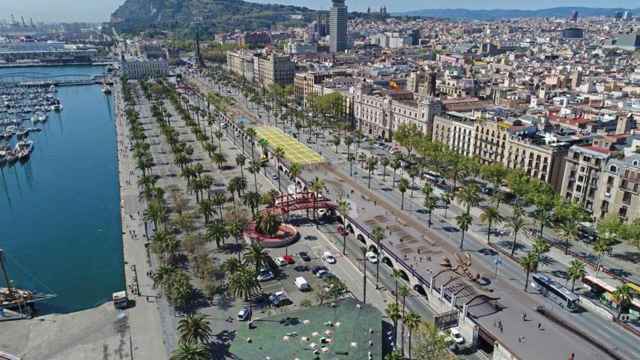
[269,291,291,307]
[274,257,287,266]
[237,307,252,321]
[322,251,337,264]
[295,276,311,291]
[312,266,328,276]
[366,251,379,264]
[282,255,295,264]
[298,251,311,262]
[257,269,274,282]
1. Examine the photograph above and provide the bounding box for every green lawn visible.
[254,127,324,165]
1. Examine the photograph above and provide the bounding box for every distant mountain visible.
[395,7,635,20]
[111,0,316,34]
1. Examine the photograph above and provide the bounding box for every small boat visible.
[52,103,62,112]
[15,139,33,160]
[16,127,29,138]
[102,85,112,95]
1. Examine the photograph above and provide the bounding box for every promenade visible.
[113,80,169,360]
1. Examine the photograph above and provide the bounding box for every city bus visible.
[531,273,580,312]
[582,275,640,321]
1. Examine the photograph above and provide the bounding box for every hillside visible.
[111,0,316,34]
[395,7,634,20]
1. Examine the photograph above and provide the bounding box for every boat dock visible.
[0,76,106,87]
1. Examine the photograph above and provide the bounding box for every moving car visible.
[298,251,311,262]
[366,251,379,263]
[237,307,251,321]
[449,328,465,345]
[322,251,336,264]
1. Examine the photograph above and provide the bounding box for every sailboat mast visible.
[0,249,13,296]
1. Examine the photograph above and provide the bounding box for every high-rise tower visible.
[329,0,348,53]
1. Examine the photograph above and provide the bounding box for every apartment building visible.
[433,113,570,190]
[226,49,255,82]
[560,145,610,213]
[595,154,640,222]
[227,50,295,87]
[254,53,295,87]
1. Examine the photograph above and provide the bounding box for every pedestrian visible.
[522,312,527,321]
[537,323,543,331]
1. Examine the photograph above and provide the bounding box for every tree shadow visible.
[611,251,640,264]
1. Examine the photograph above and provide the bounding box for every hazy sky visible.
[1,0,638,23]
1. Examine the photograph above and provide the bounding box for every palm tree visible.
[245,128,258,161]
[372,226,385,288]
[170,342,209,360]
[289,162,302,192]
[440,191,452,219]
[559,220,579,256]
[144,199,167,230]
[248,160,262,193]
[273,146,286,192]
[567,260,586,293]
[243,191,262,219]
[309,178,325,223]
[366,157,378,189]
[399,285,410,353]
[414,321,451,360]
[593,238,612,274]
[243,243,269,272]
[480,206,503,245]
[390,158,401,187]
[235,153,247,179]
[227,215,248,260]
[456,183,480,215]
[520,252,538,292]
[345,136,354,175]
[177,313,212,345]
[223,257,243,274]
[206,219,227,248]
[404,312,422,360]
[611,285,633,320]
[399,178,409,210]
[337,199,351,255]
[391,269,403,306]
[228,268,261,301]
[212,152,226,169]
[360,246,368,304]
[531,237,550,270]
[211,192,226,220]
[332,135,341,153]
[508,206,527,256]
[423,194,437,228]
[198,199,215,224]
[455,212,472,250]
[380,157,390,182]
[386,302,402,350]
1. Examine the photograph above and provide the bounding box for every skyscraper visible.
[329,0,347,53]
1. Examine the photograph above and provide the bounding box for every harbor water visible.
[0,66,124,313]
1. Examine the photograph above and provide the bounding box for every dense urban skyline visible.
[1,0,640,22]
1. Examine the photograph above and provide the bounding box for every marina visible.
[0,65,124,314]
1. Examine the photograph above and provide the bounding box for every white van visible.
[295,276,310,291]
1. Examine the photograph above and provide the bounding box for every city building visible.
[286,41,318,55]
[561,28,585,40]
[254,53,296,87]
[240,32,271,48]
[352,82,442,140]
[121,60,169,79]
[0,41,97,64]
[432,113,570,190]
[329,0,348,53]
[226,50,295,87]
[607,33,640,51]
